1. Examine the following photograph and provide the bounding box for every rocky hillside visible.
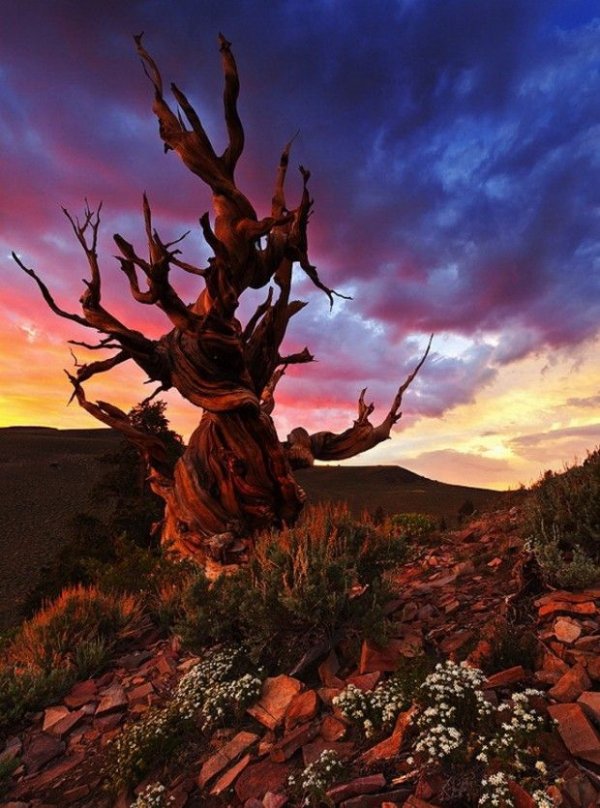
[2,506,599,808]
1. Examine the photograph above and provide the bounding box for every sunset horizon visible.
[2,0,598,492]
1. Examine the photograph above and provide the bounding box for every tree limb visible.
[284,336,433,467]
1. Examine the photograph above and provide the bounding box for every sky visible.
[1,0,599,491]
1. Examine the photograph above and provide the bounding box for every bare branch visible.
[12,252,89,327]
[66,372,174,481]
[284,337,433,467]
[68,337,122,351]
[219,33,244,175]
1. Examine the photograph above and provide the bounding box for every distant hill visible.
[0,427,513,630]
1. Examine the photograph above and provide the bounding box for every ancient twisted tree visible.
[15,35,430,570]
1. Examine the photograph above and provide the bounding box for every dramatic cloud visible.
[508,423,600,463]
[1,0,599,487]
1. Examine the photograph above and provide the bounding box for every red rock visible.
[22,734,64,774]
[42,706,70,732]
[548,664,591,702]
[12,753,84,798]
[359,707,415,766]
[339,788,411,808]
[244,800,264,808]
[404,798,441,808]
[578,691,600,724]
[127,682,154,704]
[285,690,319,730]
[536,652,571,685]
[536,589,600,605]
[317,687,342,706]
[346,671,381,691]
[359,639,406,673]
[585,655,600,681]
[247,676,302,730]
[319,651,343,687]
[270,723,319,763]
[62,784,90,802]
[328,773,386,802]
[302,739,355,766]
[439,629,474,654]
[548,702,600,764]
[95,683,127,716]
[198,730,259,787]
[554,617,582,644]
[64,679,97,709]
[507,781,535,808]
[539,600,597,617]
[320,715,347,741]
[94,711,124,731]
[262,792,288,807]
[484,666,526,689]
[47,708,86,739]
[210,753,252,796]
[235,758,293,802]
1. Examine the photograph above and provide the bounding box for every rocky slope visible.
[3,507,599,808]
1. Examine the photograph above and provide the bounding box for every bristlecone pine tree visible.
[15,34,431,571]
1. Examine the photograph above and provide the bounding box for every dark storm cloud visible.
[1,0,598,421]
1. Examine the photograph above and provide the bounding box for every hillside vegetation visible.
[3,427,599,807]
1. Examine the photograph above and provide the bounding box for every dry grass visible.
[7,584,145,673]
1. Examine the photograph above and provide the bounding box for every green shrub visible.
[0,754,20,797]
[535,537,600,590]
[0,666,75,740]
[178,505,406,670]
[390,512,436,539]
[529,448,600,588]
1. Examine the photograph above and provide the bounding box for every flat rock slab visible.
[484,666,526,689]
[198,730,259,788]
[210,753,252,796]
[578,691,600,724]
[22,734,65,774]
[548,702,600,765]
[247,675,302,730]
[270,722,319,763]
[285,690,319,730]
[554,617,583,644]
[95,683,127,716]
[539,600,597,618]
[64,680,97,709]
[548,664,591,703]
[340,788,412,808]
[360,639,407,673]
[328,773,386,803]
[234,757,293,803]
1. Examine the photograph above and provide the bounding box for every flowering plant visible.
[288,749,345,807]
[332,676,406,737]
[130,782,175,807]
[410,660,555,807]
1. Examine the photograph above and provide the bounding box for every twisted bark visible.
[16,34,429,567]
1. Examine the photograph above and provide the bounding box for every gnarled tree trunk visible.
[15,34,430,570]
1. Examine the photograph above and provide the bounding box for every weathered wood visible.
[16,34,429,565]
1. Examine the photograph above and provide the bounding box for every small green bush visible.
[529,449,600,588]
[0,666,75,740]
[178,505,406,670]
[390,512,436,539]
